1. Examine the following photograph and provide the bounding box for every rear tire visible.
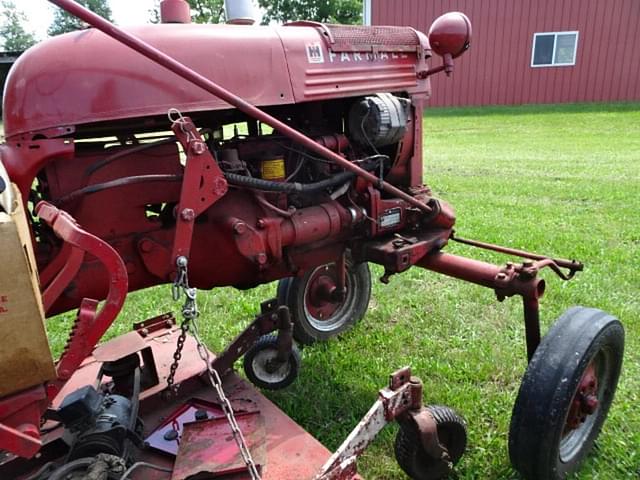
[509,306,624,480]
[277,259,371,345]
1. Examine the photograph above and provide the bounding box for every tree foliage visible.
[48,0,113,36]
[188,0,224,23]
[0,0,36,51]
[258,0,362,25]
[149,0,224,24]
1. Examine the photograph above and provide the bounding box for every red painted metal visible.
[170,117,228,265]
[160,0,191,24]
[42,0,433,215]
[428,12,471,59]
[305,264,343,320]
[415,250,567,360]
[0,386,48,458]
[451,234,583,274]
[173,413,266,478]
[42,245,84,312]
[372,0,640,106]
[35,202,128,390]
[144,398,258,456]
[0,139,74,203]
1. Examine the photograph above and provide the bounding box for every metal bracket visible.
[170,116,228,268]
[315,368,447,480]
[210,299,284,376]
[36,202,128,395]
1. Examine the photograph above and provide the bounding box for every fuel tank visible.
[3,23,431,139]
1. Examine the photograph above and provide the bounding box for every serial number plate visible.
[379,207,402,228]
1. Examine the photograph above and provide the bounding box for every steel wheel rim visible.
[302,263,358,332]
[559,350,610,463]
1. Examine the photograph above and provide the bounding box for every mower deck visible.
[3,321,345,480]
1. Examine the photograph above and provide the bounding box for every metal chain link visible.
[168,256,262,480]
[166,256,191,395]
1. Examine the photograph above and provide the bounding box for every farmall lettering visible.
[306,42,409,64]
[327,50,408,63]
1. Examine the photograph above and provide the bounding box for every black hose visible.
[225,160,380,194]
[225,170,352,193]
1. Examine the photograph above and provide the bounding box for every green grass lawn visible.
[46,103,639,479]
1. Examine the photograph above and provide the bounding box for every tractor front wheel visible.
[509,306,624,480]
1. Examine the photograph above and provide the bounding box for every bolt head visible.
[256,253,267,265]
[140,239,153,253]
[181,208,195,222]
[214,177,228,196]
[191,141,206,155]
[233,222,247,234]
[176,256,188,267]
[582,395,599,414]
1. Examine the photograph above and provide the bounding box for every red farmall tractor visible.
[0,1,625,479]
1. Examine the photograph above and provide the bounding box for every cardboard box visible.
[0,185,56,397]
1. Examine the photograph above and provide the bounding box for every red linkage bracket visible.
[170,116,228,268]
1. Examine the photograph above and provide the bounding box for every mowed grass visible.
[46,103,640,479]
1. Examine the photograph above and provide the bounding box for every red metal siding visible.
[371,0,640,106]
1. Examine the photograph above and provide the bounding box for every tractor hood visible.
[3,23,430,139]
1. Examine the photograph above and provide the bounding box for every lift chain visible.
[168,256,262,480]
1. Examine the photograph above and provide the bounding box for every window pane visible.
[554,33,577,64]
[533,35,555,65]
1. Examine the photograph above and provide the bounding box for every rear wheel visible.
[277,259,371,345]
[509,306,624,480]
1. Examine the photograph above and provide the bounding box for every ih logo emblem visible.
[306,42,324,63]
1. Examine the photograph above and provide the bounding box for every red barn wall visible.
[371,0,640,106]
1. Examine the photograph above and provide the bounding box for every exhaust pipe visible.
[224,0,257,25]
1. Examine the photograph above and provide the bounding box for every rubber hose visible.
[224,161,379,194]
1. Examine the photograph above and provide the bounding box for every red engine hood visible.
[3,23,431,139]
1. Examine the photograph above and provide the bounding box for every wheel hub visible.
[565,363,599,430]
[305,265,345,321]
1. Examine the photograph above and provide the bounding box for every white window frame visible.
[530,31,579,68]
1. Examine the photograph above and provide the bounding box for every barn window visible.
[531,32,578,67]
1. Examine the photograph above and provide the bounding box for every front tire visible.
[509,306,624,480]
